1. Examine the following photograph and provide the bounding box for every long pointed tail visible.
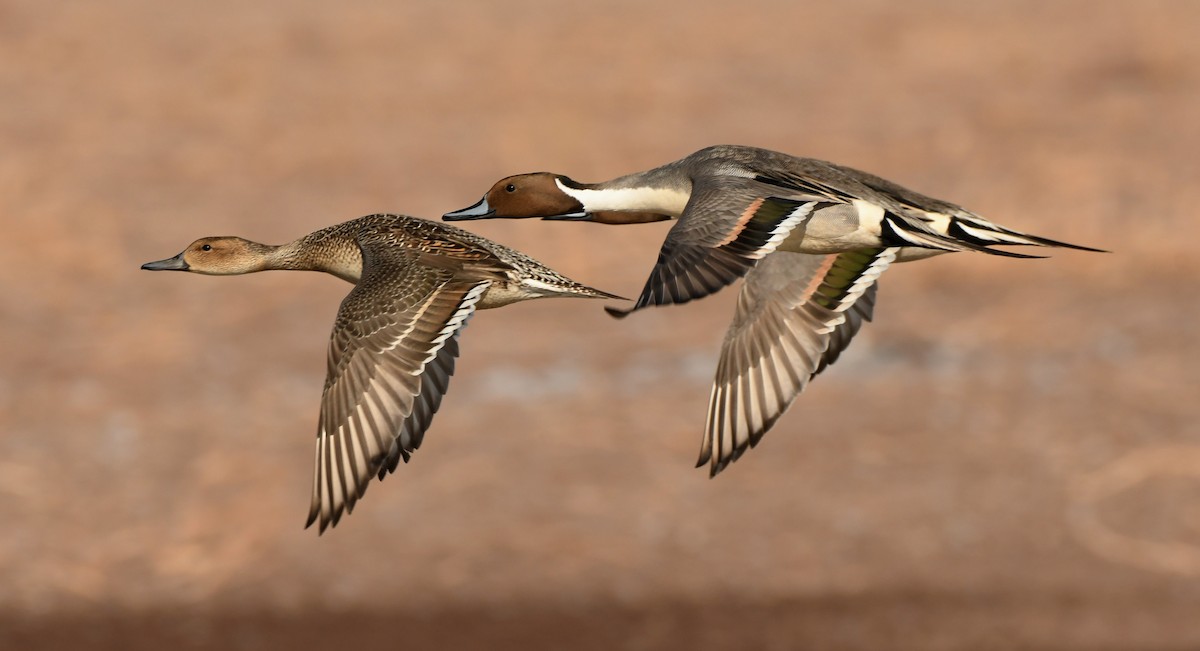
[882,212,1105,257]
[946,215,1106,252]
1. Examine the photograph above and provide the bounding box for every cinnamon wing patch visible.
[699,248,896,476]
[609,179,823,318]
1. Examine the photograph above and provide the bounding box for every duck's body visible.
[445,145,1102,475]
[143,213,619,532]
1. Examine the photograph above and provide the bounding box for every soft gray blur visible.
[2,0,1198,648]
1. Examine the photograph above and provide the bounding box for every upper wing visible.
[608,176,829,318]
[699,248,897,476]
[306,242,490,533]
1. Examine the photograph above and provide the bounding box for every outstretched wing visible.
[699,248,896,476]
[608,176,828,318]
[306,242,490,533]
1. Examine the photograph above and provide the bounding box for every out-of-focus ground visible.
[2,0,1198,648]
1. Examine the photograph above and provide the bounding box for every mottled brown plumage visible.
[143,214,621,532]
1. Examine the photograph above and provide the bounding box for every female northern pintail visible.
[143,213,620,532]
[445,144,1102,476]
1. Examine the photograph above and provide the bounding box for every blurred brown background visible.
[2,0,1198,648]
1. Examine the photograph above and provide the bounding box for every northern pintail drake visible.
[143,213,621,532]
[445,144,1103,476]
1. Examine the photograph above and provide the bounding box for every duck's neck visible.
[556,164,692,220]
[266,234,363,284]
[557,181,690,216]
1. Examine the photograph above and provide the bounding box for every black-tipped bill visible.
[443,197,495,221]
[141,253,189,271]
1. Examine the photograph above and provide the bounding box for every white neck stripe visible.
[556,179,689,216]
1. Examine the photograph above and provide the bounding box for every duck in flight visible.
[143,213,621,532]
[445,145,1103,476]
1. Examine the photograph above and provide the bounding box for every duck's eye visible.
[201,244,212,251]
[505,184,516,193]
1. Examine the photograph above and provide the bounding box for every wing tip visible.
[708,458,730,478]
[305,509,329,535]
